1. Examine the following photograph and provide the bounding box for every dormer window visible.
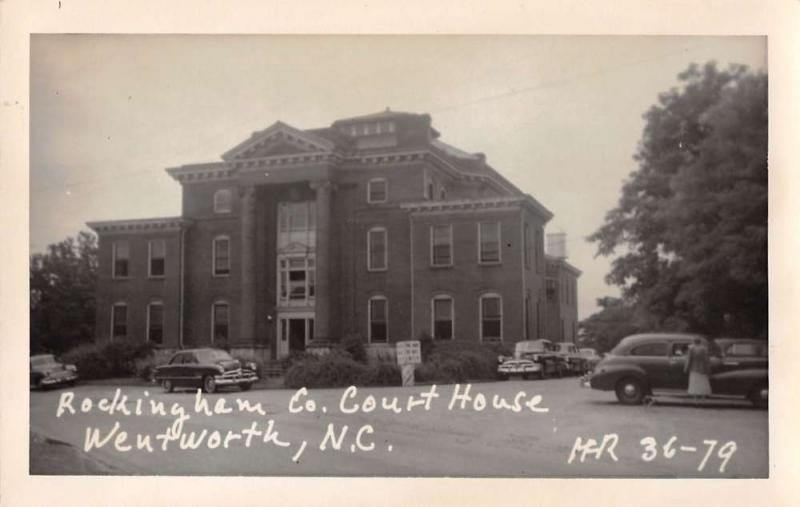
[214,189,232,214]
[346,121,396,137]
[367,178,388,203]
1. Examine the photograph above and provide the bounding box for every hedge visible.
[284,350,401,389]
[61,338,154,380]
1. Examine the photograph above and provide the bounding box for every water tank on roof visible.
[546,233,567,259]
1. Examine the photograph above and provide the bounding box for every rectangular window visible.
[367,179,388,203]
[432,297,454,340]
[149,239,166,278]
[212,303,229,343]
[431,225,453,266]
[479,222,501,263]
[368,228,387,271]
[423,170,433,200]
[214,189,232,214]
[369,298,388,343]
[278,256,316,306]
[481,296,502,341]
[111,304,127,339]
[213,237,230,276]
[112,241,129,278]
[148,303,163,344]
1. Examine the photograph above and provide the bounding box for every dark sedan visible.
[153,348,259,393]
[584,333,768,408]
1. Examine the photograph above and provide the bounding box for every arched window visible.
[212,235,231,276]
[479,293,503,342]
[431,295,454,340]
[211,301,230,344]
[213,189,232,214]
[368,295,388,343]
[367,227,387,271]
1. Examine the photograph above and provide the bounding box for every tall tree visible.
[578,297,641,353]
[30,231,98,354]
[589,62,767,338]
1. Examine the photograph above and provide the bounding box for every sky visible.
[29,35,766,319]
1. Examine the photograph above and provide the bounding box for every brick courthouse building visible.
[88,110,580,361]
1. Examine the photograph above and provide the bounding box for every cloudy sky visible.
[30,35,766,319]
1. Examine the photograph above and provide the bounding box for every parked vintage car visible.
[715,338,767,370]
[30,354,78,389]
[497,339,566,380]
[554,342,586,375]
[579,347,602,373]
[153,348,259,393]
[584,333,768,408]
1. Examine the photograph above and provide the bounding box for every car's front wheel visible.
[162,379,173,393]
[202,375,217,394]
[615,377,647,405]
[748,383,768,409]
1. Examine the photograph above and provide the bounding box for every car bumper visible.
[214,372,258,386]
[498,364,542,375]
[40,373,78,386]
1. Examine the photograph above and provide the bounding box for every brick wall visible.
[94,231,181,347]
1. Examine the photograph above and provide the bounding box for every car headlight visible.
[247,362,257,372]
[65,364,78,372]
[215,365,225,374]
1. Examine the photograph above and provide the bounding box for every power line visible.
[30,42,717,195]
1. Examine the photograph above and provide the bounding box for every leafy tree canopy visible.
[30,231,98,354]
[577,297,640,353]
[588,62,767,338]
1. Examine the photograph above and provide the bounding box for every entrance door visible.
[288,319,306,353]
[278,315,315,357]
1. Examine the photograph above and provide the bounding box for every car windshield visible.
[516,341,546,353]
[196,349,234,362]
[30,355,57,366]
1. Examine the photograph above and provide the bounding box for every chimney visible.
[546,232,567,259]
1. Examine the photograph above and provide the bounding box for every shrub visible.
[339,335,367,364]
[280,350,319,370]
[418,332,436,362]
[61,343,111,380]
[411,340,512,384]
[134,356,158,381]
[362,362,401,387]
[61,338,154,380]
[285,351,368,389]
[284,350,403,388]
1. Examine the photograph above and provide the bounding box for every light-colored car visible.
[497,339,564,379]
[30,354,78,389]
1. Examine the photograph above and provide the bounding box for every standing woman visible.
[685,337,712,402]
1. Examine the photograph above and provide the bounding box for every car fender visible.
[589,364,649,391]
[711,368,768,396]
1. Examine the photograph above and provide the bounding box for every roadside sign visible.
[396,340,421,365]
[396,340,421,387]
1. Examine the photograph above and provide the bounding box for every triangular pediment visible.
[222,121,335,162]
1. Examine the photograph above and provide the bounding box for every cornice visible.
[86,217,191,234]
